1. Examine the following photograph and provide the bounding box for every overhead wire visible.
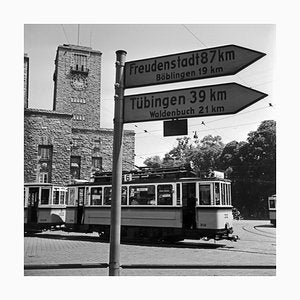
[61,25,70,44]
[130,25,273,139]
[134,104,274,136]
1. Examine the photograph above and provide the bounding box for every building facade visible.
[24,44,135,185]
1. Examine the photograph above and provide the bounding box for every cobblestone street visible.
[24,220,276,276]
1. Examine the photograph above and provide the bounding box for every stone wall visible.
[24,44,136,186]
[71,128,135,180]
[24,109,72,185]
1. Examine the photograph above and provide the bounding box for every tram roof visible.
[24,183,66,187]
[68,167,230,186]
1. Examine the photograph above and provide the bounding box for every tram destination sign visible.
[123,83,267,123]
[124,45,266,89]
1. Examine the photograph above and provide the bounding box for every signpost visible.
[109,44,267,276]
[123,83,267,123]
[124,45,265,88]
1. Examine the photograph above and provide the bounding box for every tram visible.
[268,194,276,226]
[24,183,68,232]
[64,167,238,242]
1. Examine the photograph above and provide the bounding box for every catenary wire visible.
[61,25,70,44]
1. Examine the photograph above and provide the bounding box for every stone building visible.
[24,44,135,185]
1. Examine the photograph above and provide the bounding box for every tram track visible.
[254,225,276,236]
[242,226,275,239]
[218,247,275,256]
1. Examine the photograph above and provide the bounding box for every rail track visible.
[242,225,276,239]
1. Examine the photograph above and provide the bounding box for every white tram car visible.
[24,183,68,232]
[65,168,238,242]
[268,194,276,227]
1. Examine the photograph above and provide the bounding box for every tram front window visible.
[41,188,50,205]
[199,184,211,205]
[68,188,75,205]
[129,185,155,205]
[269,200,275,209]
[60,190,66,205]
[214,183,220,205]
[53,190,59,205]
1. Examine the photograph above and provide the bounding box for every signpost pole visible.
[109,50,127,276]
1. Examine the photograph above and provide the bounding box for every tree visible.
[143,155,163,168]
[162,137,193,168]
[222,120,276,218]
[246,120,276,181]
[189,135,225,171]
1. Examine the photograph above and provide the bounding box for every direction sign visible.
[123,83,267,123]
[124,45,265,89]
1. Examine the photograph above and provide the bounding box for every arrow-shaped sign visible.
[123,83,267,123]
[124,45,265,88]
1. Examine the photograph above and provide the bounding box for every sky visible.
[24,24,276,166]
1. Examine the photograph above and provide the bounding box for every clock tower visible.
[53,44,102,129]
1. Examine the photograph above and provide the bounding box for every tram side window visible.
[41,188,50,205]
[102,187,127,205]
[269,199,276,209]
[199,184,211,205]
[59,191,65,204]
[91,187,102,205]
[103,187,112,205]
[221,183,226,205]
[227,184,231,205]
[176,183,181,205]
[214,183,220,205]
[68,188,75,205]
[24,188,27,206]
[129,185,155,205]
[225,184,231,205]
[78,188,85,205]
[157,184,173,205]
[122,187,127,205]
[53,189,60,205]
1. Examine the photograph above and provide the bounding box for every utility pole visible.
[109,50,127,276]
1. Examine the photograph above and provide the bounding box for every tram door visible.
[182,183,196,229]
[77,187,85,225]
[28,187,39,223]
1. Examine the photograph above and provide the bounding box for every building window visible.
[72,138,80,148]
[73,114,85,121]
[39,172,49,183]
[71,97,86,103]
[39,146,52,160]
[70,156,81,180]
[93,138,101,149]
[92,157,102,170]
[71,54,89,74]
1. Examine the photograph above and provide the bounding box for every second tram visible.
[24,183,68,232]
[268,194,276,226]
